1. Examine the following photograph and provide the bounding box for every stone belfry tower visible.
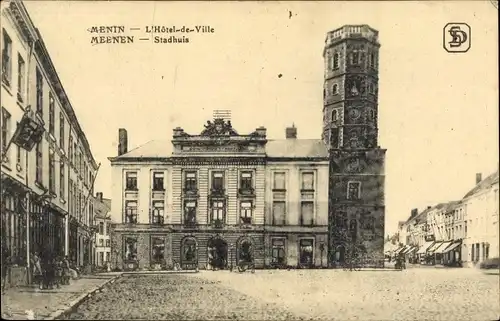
[322,25,386,268]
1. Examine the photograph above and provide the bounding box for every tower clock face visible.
[348,109,361,120]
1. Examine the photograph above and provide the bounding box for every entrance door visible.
[238,240,253,264]
[334,244,346,266]
[299,239,314,267]
[207,238,228,269]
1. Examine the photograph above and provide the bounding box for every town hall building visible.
[108,24,386,271]
[108,120,330,271]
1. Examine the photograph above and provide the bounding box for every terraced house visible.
[1,0,98,287]
[108,118,329,271]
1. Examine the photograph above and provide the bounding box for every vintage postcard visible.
[0,0,498,320]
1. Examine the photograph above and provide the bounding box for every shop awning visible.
[417,241,435,254]
[427,241,444,253]
[394,245,408,255]
[402,246,413,254]
[434,241,453,253]
[406,246,418,254]
[441,241,461,254]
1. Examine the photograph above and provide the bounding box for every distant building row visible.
[396,171,499,267]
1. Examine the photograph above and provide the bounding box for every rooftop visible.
[110,138,329,161]
[463,170,499,199]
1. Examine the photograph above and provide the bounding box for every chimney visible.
[476,173,482,184]
[286,124,297,139]
[118,128,128,156]
[427,206,431,210]
[255,126,267,137]
[96,192,103,202]
[410,208,418,218]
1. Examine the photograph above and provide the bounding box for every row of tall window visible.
[330,109,376,123]
[125,171,255,193]
[272,172,316,226]
[123,236,315,268]
[123,198,255,226]
[2,29,25,168]
[325,83,376,99]
[98,239,111,247]
[329,50,378,70]
[1,27,94,194]
[2,29,26,102]
[68,179,88,224]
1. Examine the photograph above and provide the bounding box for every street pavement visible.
[1,275,115,320]
[63,267,499,321]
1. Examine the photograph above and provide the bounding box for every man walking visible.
[1,238,10,293]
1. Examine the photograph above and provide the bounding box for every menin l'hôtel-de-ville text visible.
[145,25,215,33]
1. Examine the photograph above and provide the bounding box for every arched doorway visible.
[207,237,228,270]
[181,237,198,270]
[334,244,346,265]
[237,238,253,265]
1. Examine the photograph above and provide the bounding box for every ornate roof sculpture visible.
[171,117,267,157]
[200,118,239,137]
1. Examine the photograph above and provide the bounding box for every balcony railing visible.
[240,216,252,226]
[125,215,137,224]
[238,187,255,197]
[151,216,164,225]
[210,188,226,196]
[184,219,197,227]
[183,188,198,196]
[212,219,224,228]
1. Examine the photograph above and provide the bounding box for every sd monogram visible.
[443,23,471,53]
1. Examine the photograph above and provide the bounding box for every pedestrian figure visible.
[54,257,64,288]
[1,240,10,293]
[42,251,56,289]
[31,253,43,290]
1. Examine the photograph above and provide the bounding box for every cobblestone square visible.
[65,268,499,320]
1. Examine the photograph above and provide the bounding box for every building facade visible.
[1,0,98,287]
[461,171,499,267]
[93,192,111,267]
[109,121,329,271]
[399,171,499,267]
[322,25,386,267]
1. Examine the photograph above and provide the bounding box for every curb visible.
[45,274,122,320]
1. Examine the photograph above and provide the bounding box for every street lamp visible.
[229,243,234,272]
[319,243,325,268]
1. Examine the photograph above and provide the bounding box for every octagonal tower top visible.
[323,25,379,56]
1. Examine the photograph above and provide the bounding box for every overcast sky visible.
[23,1,498,235]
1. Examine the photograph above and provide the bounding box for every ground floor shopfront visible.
[1,174,93,287]
[110,225,328,271]
[68,217,93,268]
[403,239,463,267]
[462,238,499,268]
[1,175,29,287]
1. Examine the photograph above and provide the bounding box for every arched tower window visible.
[332,84,338,95]
[332,52,340,70]
[332,110,338,122]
